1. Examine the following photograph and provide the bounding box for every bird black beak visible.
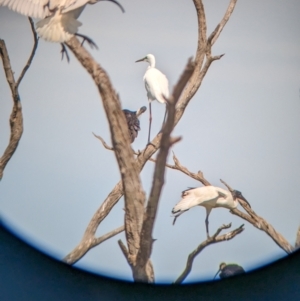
[213,269,221,280]
[135,57,146,63]
[237,194,251,208]
[101,0,125,13]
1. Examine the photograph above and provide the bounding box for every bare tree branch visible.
[162,151,294,255]
[0,18,38,180]
[220,179,294,254]
[92,105,147,151]
[174,223,244,284]
[16,18,38,89]
[63,225,124,264]
[134,59,195,282]
[64,0,237,266]
[168,152,211,186]
[93,133,114,150]
[207,0,238,47]
[118,239,130,265]
[65,37,146,281]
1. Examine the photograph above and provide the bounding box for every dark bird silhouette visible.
[213,262,245,279]
[123,107,146,143]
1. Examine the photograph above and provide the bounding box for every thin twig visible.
[16,17,39,89]
[174,223,244,284]
[93,133,114,150]
[207,0,238,47]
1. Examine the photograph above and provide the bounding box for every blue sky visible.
[1,0,300,283]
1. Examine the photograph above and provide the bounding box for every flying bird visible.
[135,54,169,143]
[123,107,146,143]
[171,186,250,238]
[0,0,125,43]
[213,262,245,279]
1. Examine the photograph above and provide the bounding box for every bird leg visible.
[205,208,212,238]
[148,102,152,144]
[161,104,168,129]
[60,43,70,63]
[75,33,99,50]
[213,269,221,280]
[205,217,210,239]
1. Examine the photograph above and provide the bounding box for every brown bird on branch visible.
[123,106,146,143]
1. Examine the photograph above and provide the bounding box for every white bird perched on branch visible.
[135,54,169,143]
[0,0,124,43]
[172,186,250,238]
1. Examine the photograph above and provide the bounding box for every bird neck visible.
[148,57,155,68]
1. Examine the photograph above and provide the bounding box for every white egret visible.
[135,54,169,143]
[0,0,124,43]
[123,106,146,143]
[172,186,250,238]
[213,262,245,279]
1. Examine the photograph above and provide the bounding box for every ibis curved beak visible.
[100,0,125,13]
[135,57,146,63]
[237,195,251,208]
[213,269,221,280]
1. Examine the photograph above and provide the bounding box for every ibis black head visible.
[219,262,227,271]
[232,190,251,208]
[213,262,226,280]
[214,262,245,279]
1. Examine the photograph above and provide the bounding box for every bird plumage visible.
[0,0,124,42]
[171,186,249,237]
[172,186,237,218]
[214,262,245,279]
[135,54,169,143]
[122,109,141,143]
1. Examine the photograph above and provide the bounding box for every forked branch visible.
[65,36,146,280]
[64,225,124,264]
[221,179,293,254]
[162,153,294,254]
[64,0,237,267]
[174,223,244,284]
[0,17,38,180]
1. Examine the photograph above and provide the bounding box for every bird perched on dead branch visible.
[122,106,146,143]
[172,186,250,238]
[135,54,169,143]
[0,0,124,45]
[213,262,245,279]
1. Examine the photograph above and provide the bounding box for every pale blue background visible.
[1,0,299,283]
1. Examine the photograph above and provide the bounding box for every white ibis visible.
[135,54,169,143]
[171,186,250,238]
[122,106,146,143]
[0,0,124,43]
[213,262,245,279]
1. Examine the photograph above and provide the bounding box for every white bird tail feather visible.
[172,194,198,215]
[36,11,82,43]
